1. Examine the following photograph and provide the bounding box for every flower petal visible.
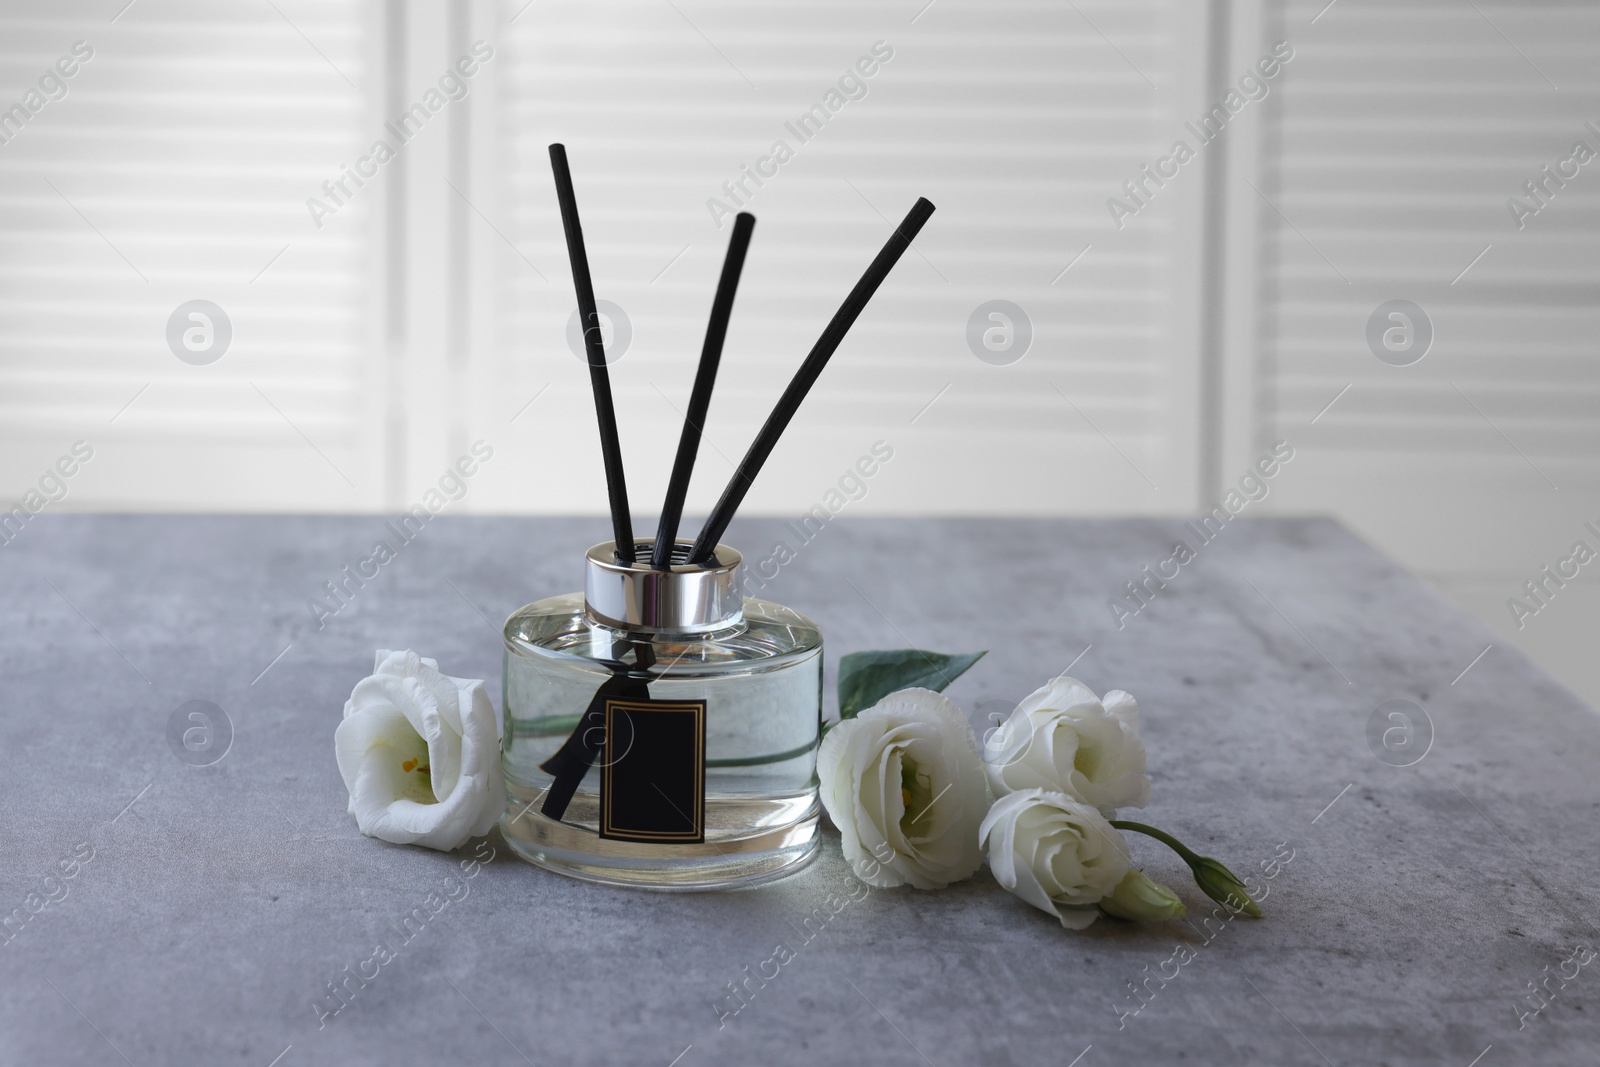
[983,677,1150,812]
[980,789,1130,929]
[336,651,504,852]
[819,687,987,889]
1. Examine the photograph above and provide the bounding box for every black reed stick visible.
[651,212,756,569]
[688,196,936,563]
[549,143,635,563]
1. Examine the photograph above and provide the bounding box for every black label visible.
[599,696,706,843]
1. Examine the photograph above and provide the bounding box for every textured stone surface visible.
[1,515,1596,1066]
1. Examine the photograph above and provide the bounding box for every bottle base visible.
[499,790,821,891]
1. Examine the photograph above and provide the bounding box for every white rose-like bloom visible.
[818,687,988,890]
[982,676,1150,812]
[334,650,505,852]
[980,788,1131,929]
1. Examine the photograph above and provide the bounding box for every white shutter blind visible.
[1245,0,1600,573]
[471,0,1213,518]
[0,0,383,511]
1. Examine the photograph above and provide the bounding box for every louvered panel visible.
[1253,0,1600,572]
[0,0,382,511]
[475,0,1208,518]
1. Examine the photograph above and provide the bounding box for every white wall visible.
[1231,0,1600,707]
[0,1,387,509]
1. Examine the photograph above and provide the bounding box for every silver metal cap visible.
[584,540,743,633]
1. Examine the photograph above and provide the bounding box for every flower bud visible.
[1108,818,1265,919]
[1192,856,1262,917]
[1099,869,1186,921]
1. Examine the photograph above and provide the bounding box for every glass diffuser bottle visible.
[519,145,929,889]
[500,538,822,890]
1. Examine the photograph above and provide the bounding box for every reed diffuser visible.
[500,144,935,889]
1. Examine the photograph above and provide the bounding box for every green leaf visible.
[836,649,987,721]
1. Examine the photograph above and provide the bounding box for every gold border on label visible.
[599,698,705,843]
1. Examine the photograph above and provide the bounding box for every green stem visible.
[1110,819,1202,865]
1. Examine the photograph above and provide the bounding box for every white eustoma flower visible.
[818,687,988,890]
[334,650,505,852]
[980,788,1131,929]
[982,676,1150,812]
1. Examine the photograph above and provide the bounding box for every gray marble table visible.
[2,515,1596,1066]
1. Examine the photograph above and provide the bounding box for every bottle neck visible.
[583,539,744,634]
